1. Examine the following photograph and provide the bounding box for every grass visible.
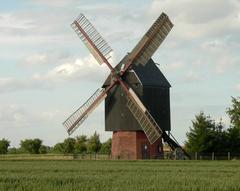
[0,159,240,191]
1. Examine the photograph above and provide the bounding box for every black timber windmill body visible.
[103,57,171,133]
[63,12,190,158]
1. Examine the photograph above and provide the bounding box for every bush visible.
[0,139,10,154]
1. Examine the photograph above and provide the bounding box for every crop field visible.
[0,159,240,191]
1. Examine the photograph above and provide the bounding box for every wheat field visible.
[0,160,240,191]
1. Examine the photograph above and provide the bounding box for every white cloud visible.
[150,0,240,40]
[215,55,236,74]
[0,10,74,46]
[235,84,240,91]
[21,51,71,66]
[164,62,185,71]
[41,54,111,82]
[182,70,202,83]
[0,104,64,129]
[0,13,33,30]
[0,54,111,93]
[179,0,234,23]
[0,104,29,127]
[30,0,79,7]
[22,53,47,66]
[150,0,239,24]
[0,77,46,92]
[40,110,62,121]
[200,38,238,74]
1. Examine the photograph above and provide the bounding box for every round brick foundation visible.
[111,131,163,159]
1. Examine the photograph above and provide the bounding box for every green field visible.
[0,160,240,191]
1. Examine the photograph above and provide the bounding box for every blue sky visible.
[0,0,240,147]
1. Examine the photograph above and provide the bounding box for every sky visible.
[0,0,240,147]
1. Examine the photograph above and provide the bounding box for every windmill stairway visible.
[162,131,191,159]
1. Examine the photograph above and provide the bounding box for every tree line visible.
[0,132,111,155]
[1,97,240,155]
[185,97,240,154]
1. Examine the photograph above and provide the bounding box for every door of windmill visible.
[141,143,150,159]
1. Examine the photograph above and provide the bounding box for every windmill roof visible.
[132,59,171,87]
[103,56,171,88]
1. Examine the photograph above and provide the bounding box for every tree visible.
[227,97,240,129]
[75,135,87,154]
[39,145,49,154]
[185,112,217,153]
[52,143,64,153]
[211,120,228,152]
[99,138,112,154]
[226,125,240,153]
[87,131,101,153]
[8,147,18,154]
[225,97,240,152]
[0,139,10,154]
[20,139,42,154]
[62,138,75,154]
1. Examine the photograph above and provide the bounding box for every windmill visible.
[63,13,189,159]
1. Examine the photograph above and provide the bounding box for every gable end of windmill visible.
[102,55,171,88]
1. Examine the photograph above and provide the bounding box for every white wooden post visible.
[212,152,214,160]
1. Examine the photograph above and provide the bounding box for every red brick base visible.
[111,131,163,159]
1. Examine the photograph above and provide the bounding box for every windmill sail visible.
[125,13,173,70]
[71,14,113,65]
[126,88,162,144]
[63,88,107,135]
